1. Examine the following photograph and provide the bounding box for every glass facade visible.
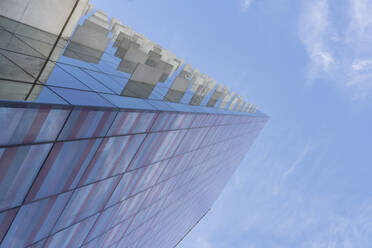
[0,2,268,247]
[0,102,267,247]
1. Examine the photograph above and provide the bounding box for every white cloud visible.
[178,125,372,248]
[196,236,214,248]
[283,141,315,177]
[351,59,372,71]
[348,0,372,36]
[299,0,332,79]
[240,0,253,12]
[299,0,372,100]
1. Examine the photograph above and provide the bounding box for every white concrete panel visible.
[125,47,149,64]
[206,84,226,107]
[174,58,184,71]
[70,20,110,52]
[169,64,193,91]
[197,78,216,96]
[219,91,235,109]
[83,3,94,16]
[0,0,32,24]
[112,25,135,43]
[241,102,250,112]
[88,10,109,30]
[170,77,190,92]
[235,97,244,111]
[23,0,76,35]
[0,0,92,39]
[130,63,163,85]
[63,0,90,38]
[228,94,240,110]
[190,73,206,92]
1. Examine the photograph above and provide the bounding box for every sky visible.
[92,0,372,247]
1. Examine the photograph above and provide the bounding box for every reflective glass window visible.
[175,127,209,155]
[44,213,98,248]
[48,86,115,107]
[58,63,115,94]
[106,169,146,208]
[0,143,52,211]
[33,85,71,105]
[132,160,168,195]
[85,204,121,243]
[54,176,120,232]
[27,239,46,248]
[83,69,124,94]
[58,108,116,140]
[0,80,32,101]
[0,208,18,243]
[46,63,90,90]
[129,130,187,170]
[0,106,69,146]
[78,134,145,186]
[99,93,156,110]
[95,219,130,247]
[1,191,71,247]
[0,27,48,58]
[25,138,103,202]
[150,112,178,132]
[107,111,157,136]
[0,51,38,82]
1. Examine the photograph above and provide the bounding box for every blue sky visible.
[92,0,372,247]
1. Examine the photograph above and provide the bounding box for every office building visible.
[0,1,268,247]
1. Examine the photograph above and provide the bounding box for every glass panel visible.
[1,16,57,46]
[176,127,210,155]
[83,69,124,94]
[0,28,46,57]
[159,154,194,182]
[106,170,152,208]
[1,191,72,247]
[146,99,175,112]
[0,53,35,82]
[81,234,107,248]
[95,218,130,246]
[99,93,156,110]
[33,85,71,104]
[0,49,45,80]
[107,111,157,136]
[85,204,121,243]
[58,63,115,94]
[0,80,32,101]
[53,176,120,232]
[25,138,103,202]
[45,63,91,90]
[0,143,53,211]
[0,106,69,146]
[48,86,115,107]
[57,56,98,71]
[14,33,55,58]
[129,130,187,170]
[150,112,177,132]
[118,189,150,220]
[78,134,145,186]
[0,208,18,243]
[132,160,168,194]
[96,59,128,78]
[44,213,98,248]
[26,239,45,248]
[58,108,116,140]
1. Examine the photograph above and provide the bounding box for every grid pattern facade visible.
[0,102,267,248]
[0,5,268,248]
[0,14,261,114]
